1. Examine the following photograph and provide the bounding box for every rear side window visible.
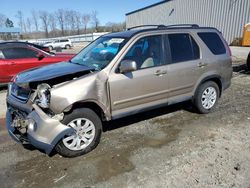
[198,32,226,55]
[60,39,69,42]
[2,48,38,59]
[168,33,200,63]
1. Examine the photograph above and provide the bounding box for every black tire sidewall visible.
[247,53,250,70]
[194,81,220,114]
[49,46,53,51]
[55,108,102,157]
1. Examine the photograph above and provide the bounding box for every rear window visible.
[198,32,226,55]
[168,33,200,63]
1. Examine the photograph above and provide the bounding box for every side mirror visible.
[37,53,45,60]
[119,60,137,73]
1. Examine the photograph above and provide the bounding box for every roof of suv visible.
[105,24,219,39]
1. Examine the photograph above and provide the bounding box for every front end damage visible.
[6,79,76,154]
[6,102,73,154]
[5,62,109,154]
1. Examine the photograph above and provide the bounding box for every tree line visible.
[0,10,125,39]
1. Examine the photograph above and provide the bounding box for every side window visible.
[168,33,200,63]
[2,48,38,59]
[123,35,164,69]
[0,50,5,59]
[60,39,68,43]
[198,32,226,55]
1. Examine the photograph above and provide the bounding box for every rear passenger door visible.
[166,33,204,102]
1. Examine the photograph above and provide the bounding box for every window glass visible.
[0,50,5,59]
[2,47,38,59]
[60,39,69,42]
[198,32,226,55]
[168,33,200,63]
[123,35,164,69]
[70,37,126,70]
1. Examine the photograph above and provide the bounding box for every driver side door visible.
[2,47,41,78]
[108,34,170,119]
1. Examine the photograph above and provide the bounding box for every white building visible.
[126,0,250,44]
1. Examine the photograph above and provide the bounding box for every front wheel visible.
[193,81,220,114]
[55,108,102,157]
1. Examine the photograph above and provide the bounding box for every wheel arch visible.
[193,75,223,98]
[63,100,111,121]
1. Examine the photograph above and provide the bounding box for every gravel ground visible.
[0,48,249,188]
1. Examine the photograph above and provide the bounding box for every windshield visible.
[70,36,126,70]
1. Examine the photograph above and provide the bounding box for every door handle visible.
[197,62,207,68]
[154,70,167,76]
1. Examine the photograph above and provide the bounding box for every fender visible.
[192,73,223,98]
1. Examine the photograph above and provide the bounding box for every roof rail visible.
[127,25,166,30]
[127,24,200,31]
[164,24,199,28]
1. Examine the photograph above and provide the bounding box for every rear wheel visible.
[55,108,102,157]
[65,44,70,49]
[193,81,219,114]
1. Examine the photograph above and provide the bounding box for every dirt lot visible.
[0,49,250,187]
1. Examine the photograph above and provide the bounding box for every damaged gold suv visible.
[6,25,232,157]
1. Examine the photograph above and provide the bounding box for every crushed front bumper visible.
[6,101,73,154]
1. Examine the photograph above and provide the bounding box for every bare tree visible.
[106,22,126,32]
[82,14,90,34]
[49,14,57,31]
[55,9,66,36]
[26,18,32,33]
[75,11,81,35]
[65,10,76,35]
[0,13,7,27]
[31,10,39,31]
[15,10,24,32]
[49,13,57,37]
[91,11,99,32]
[39,11,50,38]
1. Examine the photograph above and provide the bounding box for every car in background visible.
[0,42,75,83]
[43,39,73,50]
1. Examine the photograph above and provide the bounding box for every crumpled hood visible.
[15,62,94,84]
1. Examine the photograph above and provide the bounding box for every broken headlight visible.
[36,84,51,108]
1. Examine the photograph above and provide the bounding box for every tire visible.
[49,46,53,51]
[55,108,102,157]
[247,52,250,70]
[193,81,220,114]
[65,44,70,49]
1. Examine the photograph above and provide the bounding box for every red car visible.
[0,42,75,83]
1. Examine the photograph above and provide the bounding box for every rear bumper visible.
[6,102,73,154]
